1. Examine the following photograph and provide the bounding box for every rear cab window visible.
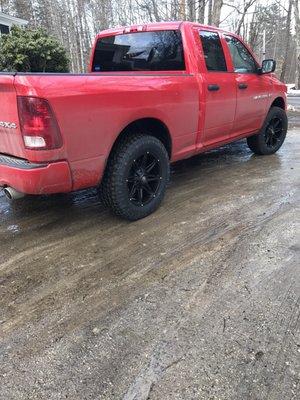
[199,31,227,72]
[92,30,185,72]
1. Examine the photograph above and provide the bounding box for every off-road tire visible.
[247,106,287,155]
[100,133,170,221]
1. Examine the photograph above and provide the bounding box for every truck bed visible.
[0,72,199,190]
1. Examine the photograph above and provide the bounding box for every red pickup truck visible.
[0,22,287,220]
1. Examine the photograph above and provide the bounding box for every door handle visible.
[238,83,248,89]
[208,84,220,91]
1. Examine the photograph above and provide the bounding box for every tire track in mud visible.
[0,131,299,399]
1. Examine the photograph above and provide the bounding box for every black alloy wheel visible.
[264,116,284,149]
[247,106,287,155]
[126,152,162,207]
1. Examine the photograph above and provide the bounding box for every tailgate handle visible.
[208,84,220,91]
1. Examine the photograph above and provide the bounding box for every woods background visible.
[0,0,299,84]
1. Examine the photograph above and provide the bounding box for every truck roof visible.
[96,21,231,39]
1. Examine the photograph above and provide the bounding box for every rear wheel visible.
[247,106,287,155]
[100,133,170,221]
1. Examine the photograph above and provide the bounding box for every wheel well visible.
[110,118,172,158]
[271,97,285,110]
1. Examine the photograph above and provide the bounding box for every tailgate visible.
[0,75,26,158]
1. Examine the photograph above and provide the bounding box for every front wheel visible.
[100,133,170,221]
[247,106,287,155]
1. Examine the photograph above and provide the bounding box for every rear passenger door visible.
[224,35,272,137]
[198,31,237,147]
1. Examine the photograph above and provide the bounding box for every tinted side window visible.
[199,31,227,72]
[225,35,257,73]
[92,30,185,72]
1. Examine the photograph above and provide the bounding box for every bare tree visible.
[13,0,33,21]
[211,0,223,26]
[235,0,257,36]
[187,0,196,20]
[197,0,206,23]
[280,0,293,82]
[208,0,213,24]
[179,0,186,19]
[294,0,300,87]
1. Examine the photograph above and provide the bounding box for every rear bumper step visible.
[0,154,47,170]
[0,155,72,195]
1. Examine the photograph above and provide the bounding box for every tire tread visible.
[100,132,169,220]
[247,106,287,155]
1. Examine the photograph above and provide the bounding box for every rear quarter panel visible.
[14,73,199,190]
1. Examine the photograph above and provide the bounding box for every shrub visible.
[0,26,69,72]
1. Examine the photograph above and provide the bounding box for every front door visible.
[197,30,237,147]
[224,35,272,137]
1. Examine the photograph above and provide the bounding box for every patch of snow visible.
[286,83,300,96]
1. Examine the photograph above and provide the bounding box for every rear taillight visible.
[17,96,62,150]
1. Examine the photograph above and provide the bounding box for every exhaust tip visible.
[3,187,25,200]
[3,188,12,200]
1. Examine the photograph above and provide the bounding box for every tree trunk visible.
[179,0,186,20]
[248,4,259,49]
[187,0,196,21]
[211,0,223,27]
[208,0,213,24]
[280,0,293,82]
[294,0,300,88]
[236,0,257,36]
[198,0,205,23]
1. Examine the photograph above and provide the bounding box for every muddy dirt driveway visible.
[0,129,299,400]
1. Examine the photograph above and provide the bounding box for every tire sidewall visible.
[113,136,170,220]
[257,107,287,155]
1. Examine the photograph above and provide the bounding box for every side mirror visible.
[258,59,276,74]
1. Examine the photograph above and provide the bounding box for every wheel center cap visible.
[135,169,147,184]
